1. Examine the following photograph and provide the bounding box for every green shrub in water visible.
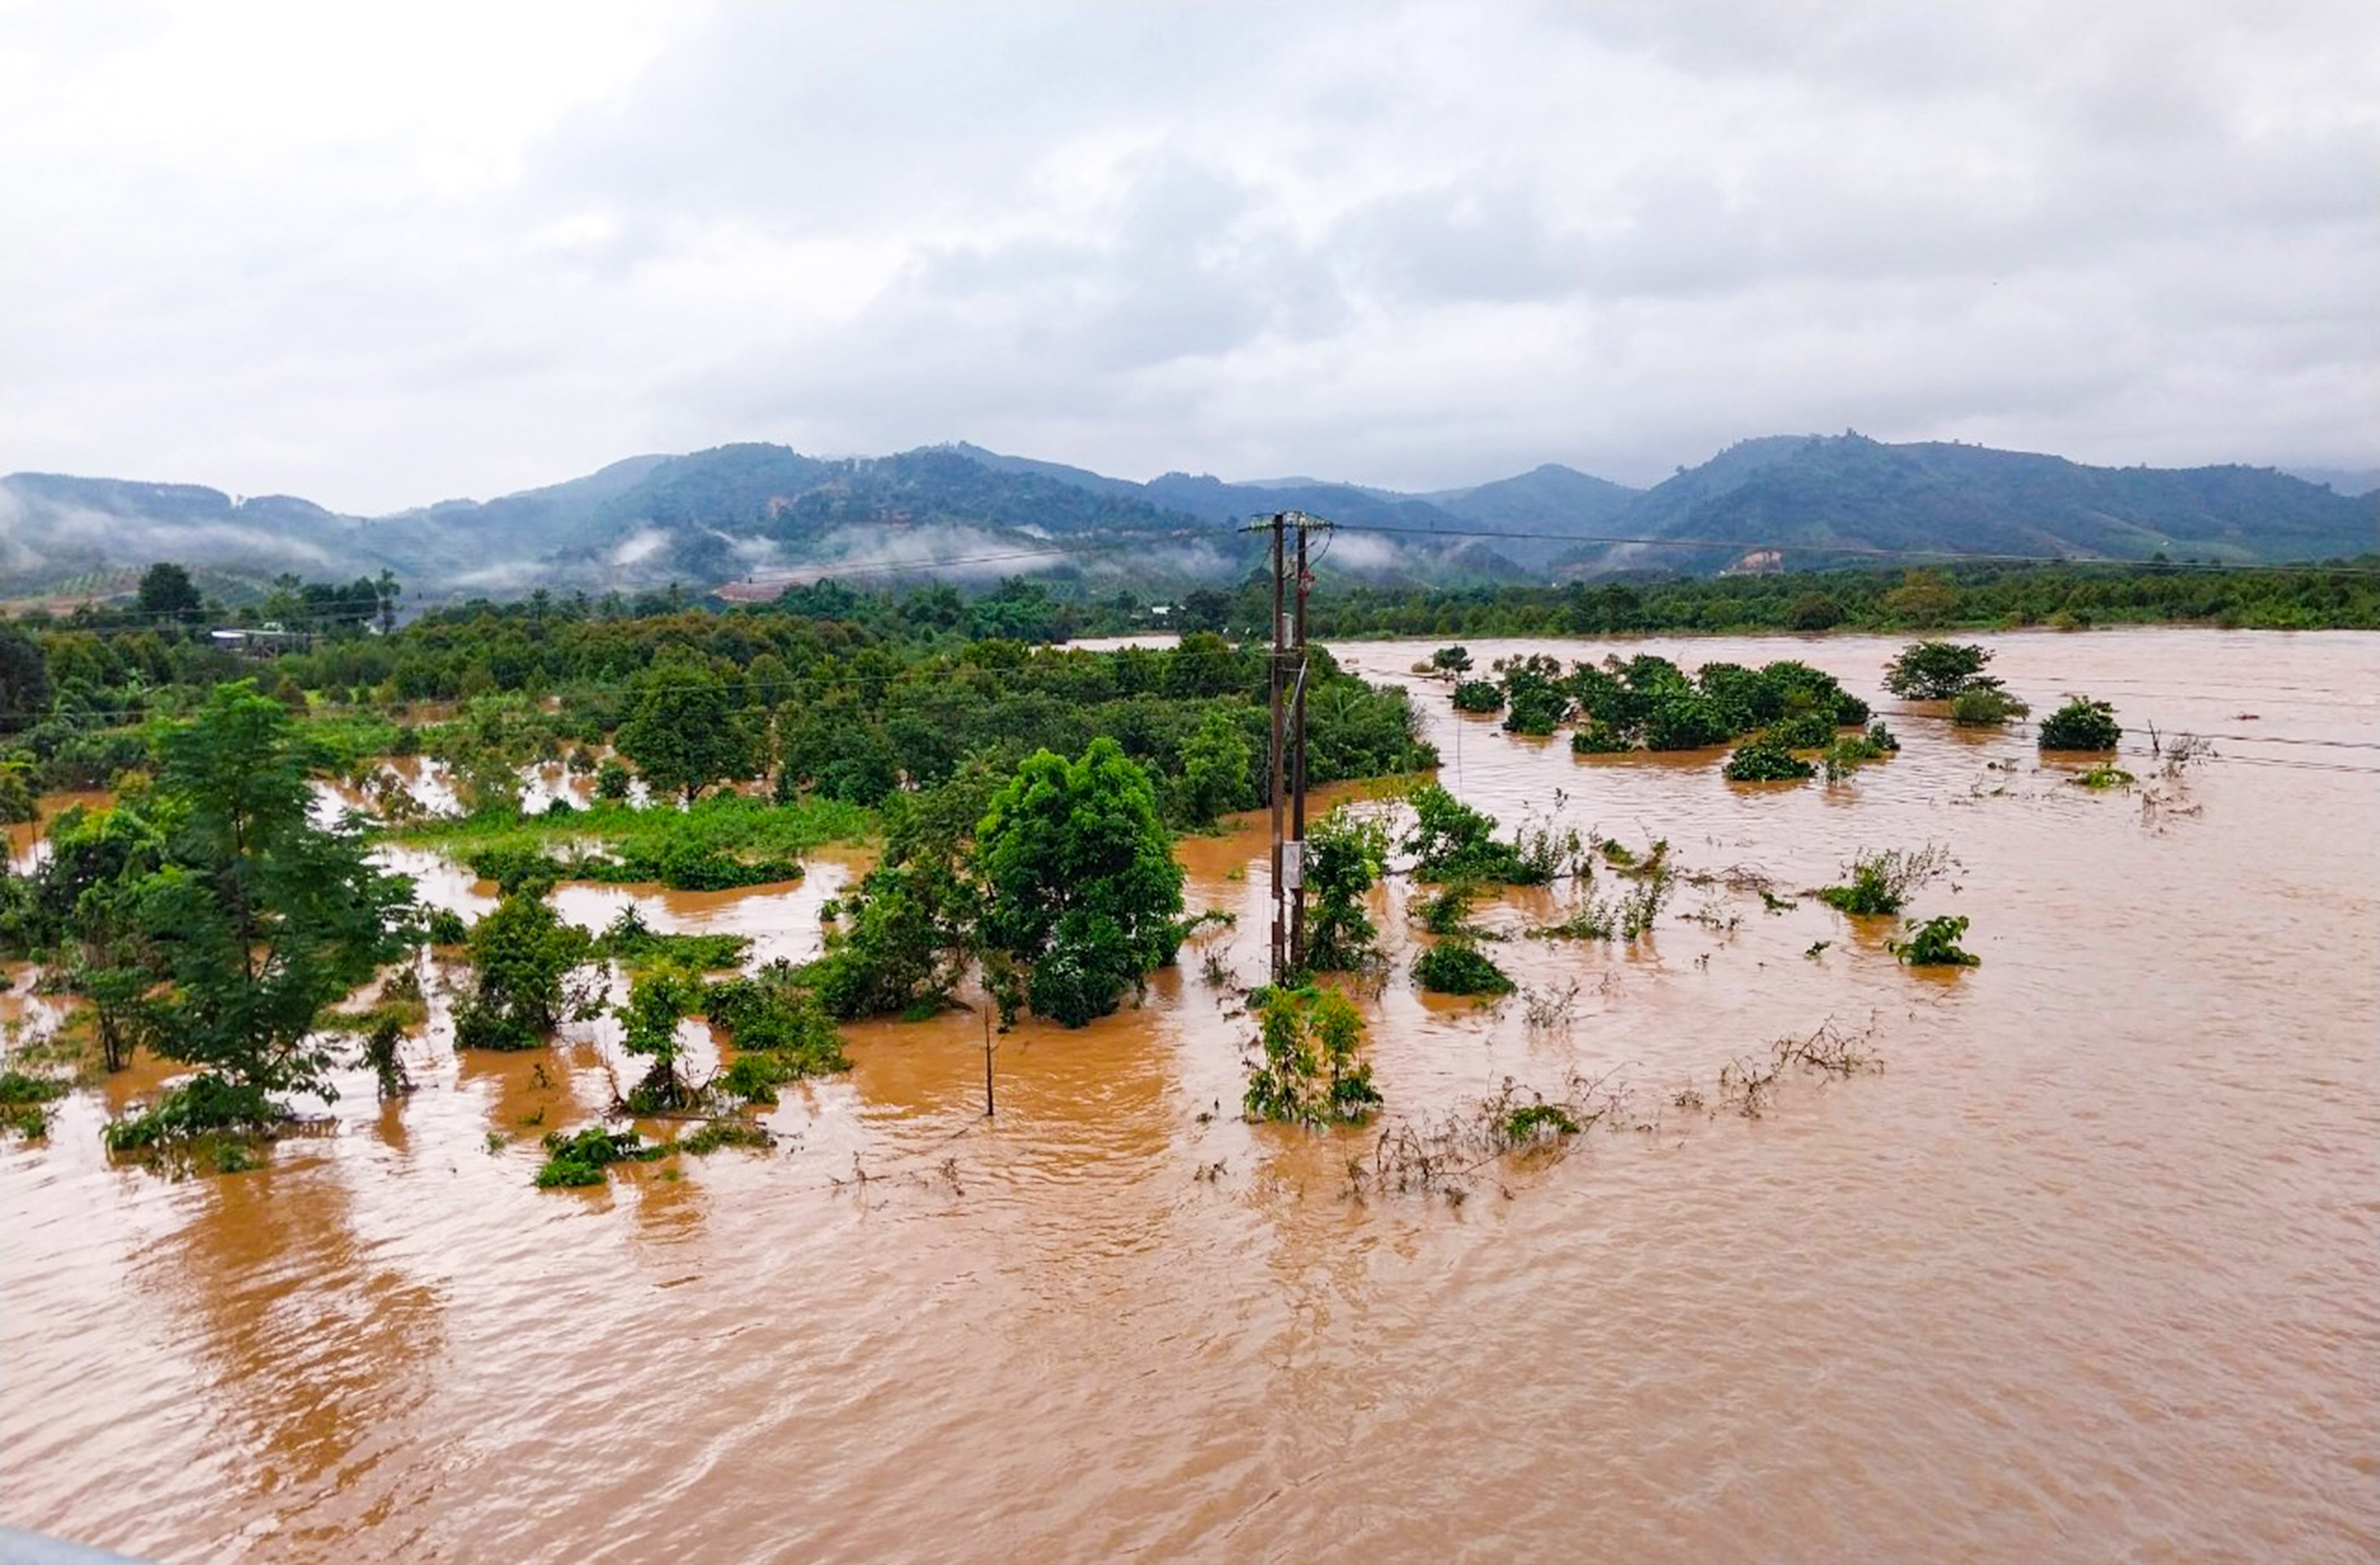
[1950,686,2030,727]
[1888,914,1980,967]
[1816,845,1950,917]
[534,1124,665,1188]
[1725,737,1815,782]
[1413,939,1517,997]
[2037,696,2122,751]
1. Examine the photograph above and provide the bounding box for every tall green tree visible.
[374,569,403,635]
[124,684,416,1103]
[975,738,1184,1027]
[615,650,756,802]
[137,561,204,624]
[0,622,51,734]
[1175,706,1254,826]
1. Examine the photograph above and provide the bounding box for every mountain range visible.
[2,434,2372,607]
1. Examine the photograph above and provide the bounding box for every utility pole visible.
[1268,515,1287,985]
[1290,522,1311,972]
[1243,510,1332,986]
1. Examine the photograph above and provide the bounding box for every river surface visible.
[3,628,2377,1563]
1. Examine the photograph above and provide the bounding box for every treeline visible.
[1289,558,2380,639]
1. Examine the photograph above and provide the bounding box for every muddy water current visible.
[3,629,2376,1562]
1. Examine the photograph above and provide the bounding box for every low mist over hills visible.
[3,434,2371,607]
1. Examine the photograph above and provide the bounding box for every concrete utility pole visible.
[1242,510,1333,986]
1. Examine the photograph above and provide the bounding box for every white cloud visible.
[0,0,2373,514]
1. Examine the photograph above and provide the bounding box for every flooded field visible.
[3,628,2376,1563]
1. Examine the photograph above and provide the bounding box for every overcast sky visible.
[2,0,2373,513]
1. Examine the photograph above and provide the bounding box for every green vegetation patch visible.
[1725,736,1815,782]
[1889,914,1981,967]
[0,1069,69,1140]
[402,794,872,893]
[103,1075,280,1153]
[2037,696,2122,752]
[1816,844,1951,918]
[1950,686,2030,727]
[1244,985,1381,1127]
[677,1118,774,1157]
[535,1124,668,1188]
[599,905,751,972]
[705,962,851,1082]
[1413,939,1517,997]
[1450,680,1504,714]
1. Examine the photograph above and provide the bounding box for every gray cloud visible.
[0,0,2372,516]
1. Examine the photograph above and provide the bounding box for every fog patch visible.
[610,527,668,566]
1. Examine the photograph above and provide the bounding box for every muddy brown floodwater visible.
[3,628,2377,1563]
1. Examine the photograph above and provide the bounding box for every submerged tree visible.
[1244,985,1381,1126]
[2037,695,2122,751]
[1303,805,1391,972]
[616,963,703,1111]
[1884,641,1994,699]
[107,685,416,1136]
[454,891,596,1050]
[975,737,1185,1027]
[805,765,995,1021]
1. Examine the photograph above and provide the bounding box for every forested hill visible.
[1558,434,2378,573]
[4,434,2371,606]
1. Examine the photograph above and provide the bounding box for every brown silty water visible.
[2,628,2374,1562]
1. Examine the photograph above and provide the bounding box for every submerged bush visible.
[1451,680,1503,714]
[1950,686,2030,727]
[1765,710,1839,750]
[1243,985,1381,1127]
[1821,722,1900,782]
[1303,805,1390,972]
[103,1075,279,1153]
[2037,696,2122,751]
[600,905,751,972]
[0,1070,68,1140]
[1501,1102,1580,1144]
[704,963,850,1079]
[535,1124,666,1188]
[1641,694,1734,752]
[677,1118,774,1157]
[1413,939,1516,997]
[1725,737,1815,782]
[1403,783,1544,884]
[1816,844,1951,917]
[1889,914,1981,967]
[1495,655,1571,734]
[454,892,596,1051]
